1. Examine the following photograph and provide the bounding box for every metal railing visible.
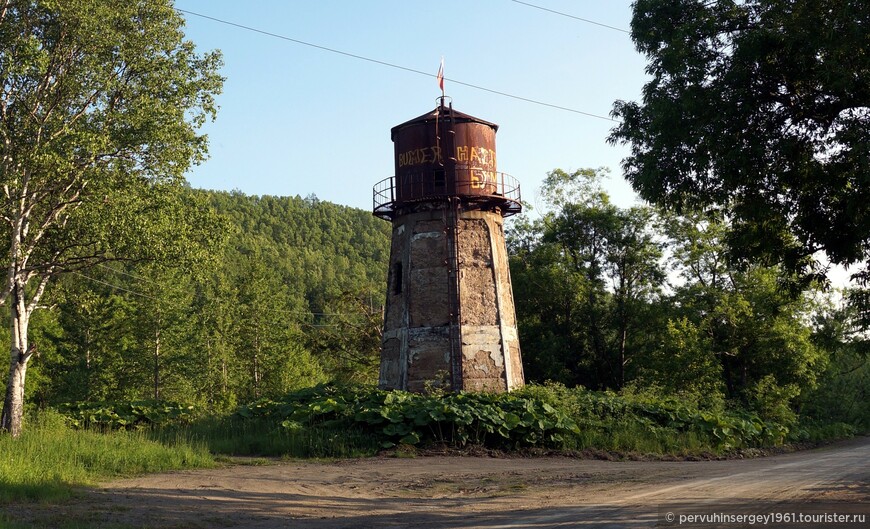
[373,169,522,219]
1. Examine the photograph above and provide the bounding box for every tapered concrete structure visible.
[372,101,524,392]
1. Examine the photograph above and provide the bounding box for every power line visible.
[75,271,376,321]
[73,272,375,338]
[174,8,618,123]
[96,262,160,285]
[511,1,631,34]
[73,271,163,302]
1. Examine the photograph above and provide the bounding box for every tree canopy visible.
[0,0,223,435]
[509,169,837,423]
[510,169,666,390]
[609,0,870,278]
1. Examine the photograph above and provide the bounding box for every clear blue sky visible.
[174,0,650,212]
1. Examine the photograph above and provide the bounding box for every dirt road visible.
[11,437,870,528]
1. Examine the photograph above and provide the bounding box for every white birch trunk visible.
[153,325,161,401]
[1,283,31,437]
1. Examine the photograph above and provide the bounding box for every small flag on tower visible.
[437,57,444,95]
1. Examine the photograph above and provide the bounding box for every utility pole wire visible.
[96,262,161,285]
[174,8,618,122]
[73,272,164,302]
[511,1,631,34]
[75,271,373,320]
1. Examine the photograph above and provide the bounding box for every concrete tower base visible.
[379,204,524,393]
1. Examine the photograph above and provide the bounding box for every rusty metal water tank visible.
[373,102,521,219]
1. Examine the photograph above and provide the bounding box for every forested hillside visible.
[12,190,390,412]
[4,177,868,435]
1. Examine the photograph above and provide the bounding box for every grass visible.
[565,421,711,456]
[0,407,381,507]
[0,410,214,503]
[156,416,381,459]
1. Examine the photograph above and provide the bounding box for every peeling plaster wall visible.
[378,206,524,392]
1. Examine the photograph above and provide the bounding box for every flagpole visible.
[437,57,445,104]
[435,57,444,168]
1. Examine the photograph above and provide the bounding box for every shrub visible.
[57,400,198,430]
[231,383,789,453]
[235,384,580,449]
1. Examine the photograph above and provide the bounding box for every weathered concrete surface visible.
[378,337,401,389]
[460,325,507,392]
[458,267,498,326]
[406,327,451,392]
[408,267,449,327]
[379,206,523,392]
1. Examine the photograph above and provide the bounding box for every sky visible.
[172,0,651,213]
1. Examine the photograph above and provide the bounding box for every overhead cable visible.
[75,270,375,321]
[511,1,630,33]
[175,7,618,122]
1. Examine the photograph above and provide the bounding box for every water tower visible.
[373,99,524,392]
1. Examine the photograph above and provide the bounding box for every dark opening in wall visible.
[393,262,403,295]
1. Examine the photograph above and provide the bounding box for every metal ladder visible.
[445,196,463,391]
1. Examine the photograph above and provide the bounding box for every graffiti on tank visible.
[470,169,497,190]
[456,146,496,168]
[398,146,443,168]
[397,144,498,191]
[398,145,496,169]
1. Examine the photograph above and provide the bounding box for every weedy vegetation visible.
[1,382,859,505]
[0,409,213,503]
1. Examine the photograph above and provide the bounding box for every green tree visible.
[804,296,870,429]
[234,253,325,400]
[304,288,383,385]
[609,0,870,279]
[47,282,137,402]
[190,262,242,411]
[635,317,724,408]
[124,264,198,402]
[510,219,589,384]
[606,207,665,387]
[542,170,618,384]
[202,190,389,386]
[510,169,665,388]
[659,211,825,414]
[0,0,222,435]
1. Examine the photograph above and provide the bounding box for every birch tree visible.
[0,0,222,436]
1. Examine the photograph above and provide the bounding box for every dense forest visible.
[510,169,868,430]
[7,176,868,433]
[10,190,390,413]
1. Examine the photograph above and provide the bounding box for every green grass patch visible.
[566,420,709,455]
[157,416,381,459]
[0,410,213,503]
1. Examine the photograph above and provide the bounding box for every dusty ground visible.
[6,437,869,528]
